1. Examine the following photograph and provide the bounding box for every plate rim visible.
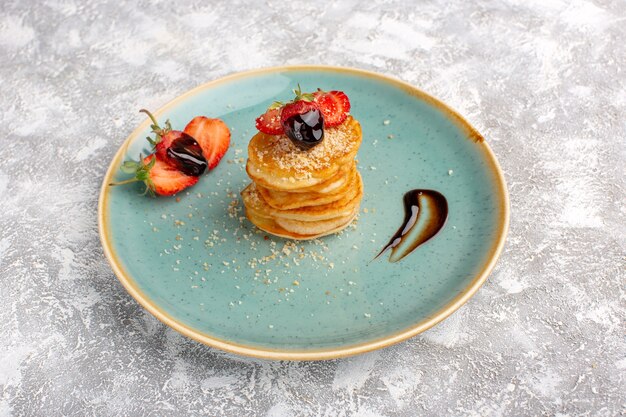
[98,65,510,361]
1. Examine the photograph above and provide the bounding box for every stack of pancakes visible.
[242,116,363,239]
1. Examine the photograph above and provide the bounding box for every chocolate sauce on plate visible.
[375,189,448,262]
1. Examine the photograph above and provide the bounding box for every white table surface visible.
[1,0,624,415]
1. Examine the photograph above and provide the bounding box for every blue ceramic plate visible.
[98,66,509,360]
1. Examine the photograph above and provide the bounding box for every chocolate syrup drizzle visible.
[375,189,448,262]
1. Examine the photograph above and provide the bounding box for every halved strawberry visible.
[145,154,198,196]
[255,107,283,135]
[109,154,198,196]
[184,116,231,169]
[313,90,350,127]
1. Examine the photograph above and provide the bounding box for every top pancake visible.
[246,116,362,191]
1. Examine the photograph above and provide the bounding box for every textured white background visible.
[1,0,625,416]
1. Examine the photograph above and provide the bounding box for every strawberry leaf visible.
[121,160,139,173]
[109,153,157,197]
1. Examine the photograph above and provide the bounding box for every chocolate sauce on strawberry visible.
[283,108,324,150]
[376,190,448,262]
[167,134,207,176]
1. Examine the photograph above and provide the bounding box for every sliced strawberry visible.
[313,90,350,127]
[109,153,198,197]
[255,107,284,135]
[143,154,198,196]
[184,116,231,169]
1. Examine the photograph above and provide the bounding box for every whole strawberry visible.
[279,85,324,150]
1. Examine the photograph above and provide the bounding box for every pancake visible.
[275,160,353,194]
[245,207,358,240]
[275,208,359,236]
[242,172,362,222]
[257,163,357,210]
[246,116,361,191]
[241,116,363,240]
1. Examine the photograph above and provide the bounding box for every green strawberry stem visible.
[269,101,284,109]
[265,85,315,112]
[109,178,139,186]
[139,108,160,129]
[292,84,314,102]
[139,109,171,146]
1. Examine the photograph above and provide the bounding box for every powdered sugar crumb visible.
[252,117,358,176]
